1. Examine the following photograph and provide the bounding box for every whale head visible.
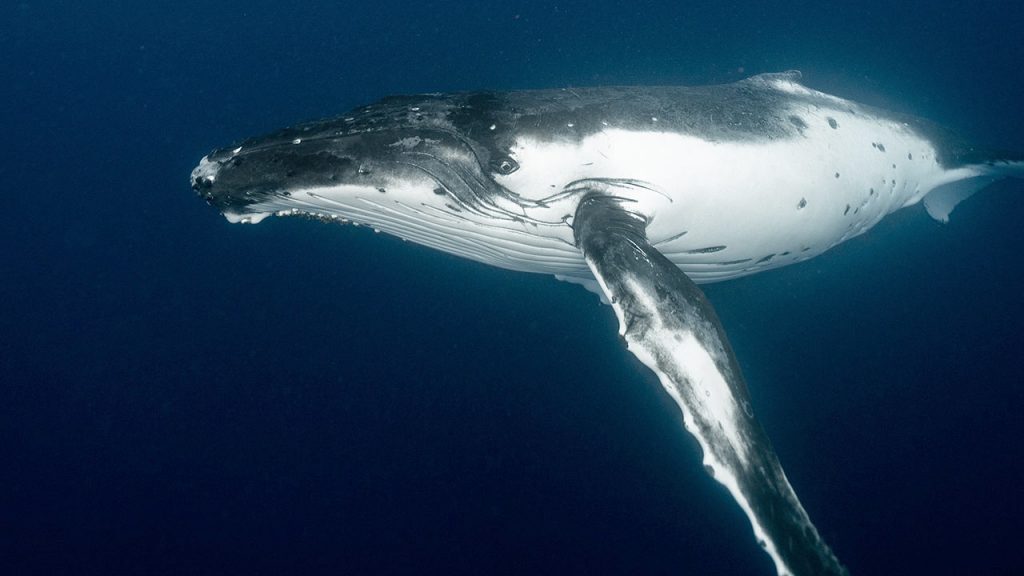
[191,93,593,273]
[193,97,517,219]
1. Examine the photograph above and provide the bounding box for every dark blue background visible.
[2,1,1022,574]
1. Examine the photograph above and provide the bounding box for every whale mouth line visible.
[393,152,537,224]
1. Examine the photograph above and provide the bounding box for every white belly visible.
[503,106,952,283]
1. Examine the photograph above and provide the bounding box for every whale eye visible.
[493,157,519,175]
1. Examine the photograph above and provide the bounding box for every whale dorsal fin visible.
[742,70,804,86]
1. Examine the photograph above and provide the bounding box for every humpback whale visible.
[191,71,1023,575]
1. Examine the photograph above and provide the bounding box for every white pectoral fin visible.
[554,274,610,304]
[572,195,847,576]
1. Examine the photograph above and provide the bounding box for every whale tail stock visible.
[923,154,1024,223]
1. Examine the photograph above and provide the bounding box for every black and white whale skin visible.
[191,72,1023,576]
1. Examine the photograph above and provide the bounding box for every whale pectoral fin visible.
[554,274,611,304]
[572,195,847,576]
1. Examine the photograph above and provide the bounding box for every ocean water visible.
[2,1,1022,575]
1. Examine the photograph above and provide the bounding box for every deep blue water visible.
[2,1,1023,574]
